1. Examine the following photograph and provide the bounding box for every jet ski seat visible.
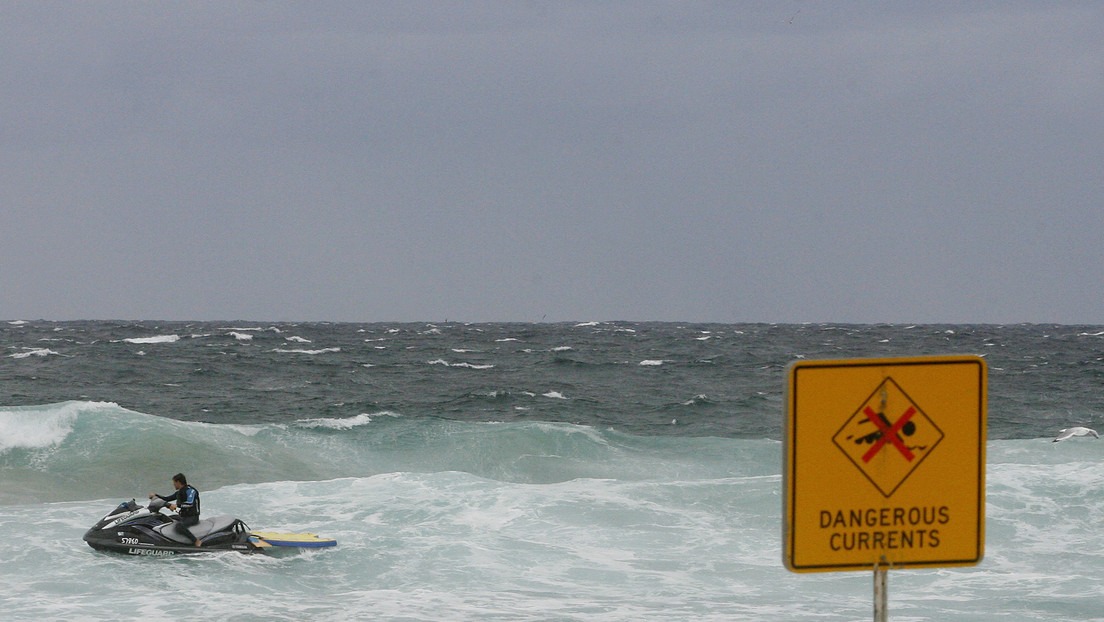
[158,515,240,544]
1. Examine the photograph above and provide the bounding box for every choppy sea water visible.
[3,321,1103,620]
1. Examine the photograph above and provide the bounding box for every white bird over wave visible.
[1052,427,1100,442]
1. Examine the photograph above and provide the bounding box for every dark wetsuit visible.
[155,485,201,543]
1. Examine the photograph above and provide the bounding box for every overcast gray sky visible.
[2,2,1102,323]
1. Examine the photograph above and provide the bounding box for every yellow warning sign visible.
[783,356,986,573]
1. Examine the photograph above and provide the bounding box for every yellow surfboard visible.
[249,531,337,548]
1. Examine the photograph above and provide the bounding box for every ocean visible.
[2,321,1103,620]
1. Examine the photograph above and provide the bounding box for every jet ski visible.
[83,498,336,556]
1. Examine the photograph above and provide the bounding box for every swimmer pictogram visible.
[832,378,944,498]
[859,405,917,462]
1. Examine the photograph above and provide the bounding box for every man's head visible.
[172,473,188,489]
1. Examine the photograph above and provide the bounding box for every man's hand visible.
[168,503,177,511]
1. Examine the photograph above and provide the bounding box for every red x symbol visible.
[861,406,916,463]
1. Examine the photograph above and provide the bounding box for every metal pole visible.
[873,558,888,622]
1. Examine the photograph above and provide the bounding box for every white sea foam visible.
[543,391,567,399]
[228,332,254,341]
[639,359,666,366]
[1,434,1102,621]
[123,335,180,344]
[552,346,573,352]
[285,336,312,343]
[8,320,28,325]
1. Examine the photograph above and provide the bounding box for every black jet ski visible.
[83,498,257,556]
[83,498,336,556]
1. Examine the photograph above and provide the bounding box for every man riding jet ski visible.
[149,473,203,547]
[82,498,337,556]
[82,497,259,555]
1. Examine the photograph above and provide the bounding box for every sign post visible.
[874,559,887,622]
[783,356,987,617]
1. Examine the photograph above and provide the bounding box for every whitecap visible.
[296,411,401,430]
[296,413,375,430]
[543,391,568,399]
[8,320,28,325]
[229,332,254,341]
[272,347,341,355]
[552,346,574,352]
[0,406,78,452]
[123,335,180,344]
[9,348,60,359]
[639,360,666,366]
[285,336,312,343]
[427,359,493,369]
